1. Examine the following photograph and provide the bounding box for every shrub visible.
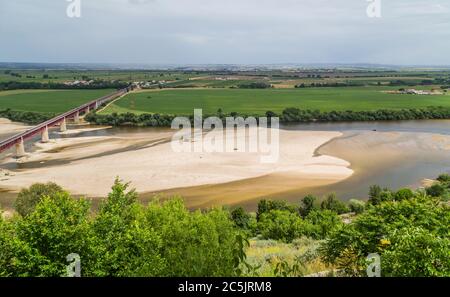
[305,210,342,239]
[257,210,307,243]
[299,195,318,217]
[393,188,415,201]
[348,199,366,214]
[320,193,349,214]
[426,183,446,197]
[231,207,251,229]
[14,183,64,217]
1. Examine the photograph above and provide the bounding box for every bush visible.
[257,210,307,243]
[14,183,64,217]
[320,193,349,214]
[393,188,415,201]
[231,207,251,229]
[256,199,296,221]
[437,173,450,183]
[320,197,450,276]
[348,199,366,214]
[1,180,247,277]
[305,210,342,239]
[426,183,447,197]
[299,195,318,218]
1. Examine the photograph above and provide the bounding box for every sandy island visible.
[0,119,353,208]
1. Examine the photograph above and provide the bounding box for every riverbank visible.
[0,121,353,210]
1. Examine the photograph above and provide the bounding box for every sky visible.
[0,0,449,65]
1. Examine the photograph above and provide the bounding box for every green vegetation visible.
[1,180,246,277]
[102,87,450,116]
[1,175,449,277]
[86,105,450,127]
[14,182,64,217]
[0,89,114,113]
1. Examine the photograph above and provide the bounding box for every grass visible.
[243,237,330,276]
[101,86,450,116]
[0,89,115,113]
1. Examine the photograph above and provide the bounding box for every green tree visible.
[382,227,450,276]
[320,193,349,214]
[14,192,95,276]
[14,182,64,217]
[348,199,366,214]
[257,210,307,242]
[299,194,317,217]
[305,209,342,239]
[231,207,251,229]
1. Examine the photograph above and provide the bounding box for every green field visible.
[101,87,450,115]
[0,89,115,113]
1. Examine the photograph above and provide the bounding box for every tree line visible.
[81,106,450,127]
[0,81,129,91]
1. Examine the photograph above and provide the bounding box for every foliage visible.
[320,197,450,276]
[299,194,318,218]
[348,199,366,214]
[0,180,246,277]
[320,193,350,214]
[257,210,308,243]
[256,199,296,221]
[14,182,64,217]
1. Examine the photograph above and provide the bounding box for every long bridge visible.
[0,87,130,157]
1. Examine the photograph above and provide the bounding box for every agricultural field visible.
[0,89,115,113]
[0,69,197,84]
[101,86,450,116]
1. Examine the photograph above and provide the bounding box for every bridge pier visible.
[86,106,90,114]
[41,126,49,143]
[15,138,26,158]
[74,111,80,123]
[60,118,67,132]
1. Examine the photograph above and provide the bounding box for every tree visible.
[426,183,446,197]
[320,193,349,214]
[437,173,450,183]
[14,182,64,217]
[382,227,450,276]
[231,207,251,229]
[348,199,366,214]
[299,195,317,217]
[92,178,165,276]
[14,191,95,276]
[256,199,295,220]
[320,197,450,276]
[305,209,342,239]
[257,210,306,242]
[393,188,414,201]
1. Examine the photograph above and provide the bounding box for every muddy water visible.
[148,120,450,209]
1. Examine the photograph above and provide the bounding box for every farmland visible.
[101,86,450,116]
[0,89,115,113]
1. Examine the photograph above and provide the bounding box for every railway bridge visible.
[0,88,129,157]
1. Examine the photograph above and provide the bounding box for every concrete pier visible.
[74,111,80,124]
[60,118,67,132]
[15,138,26,158]
[41,126,49,143]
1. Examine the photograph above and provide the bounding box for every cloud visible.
[0,0,449,65]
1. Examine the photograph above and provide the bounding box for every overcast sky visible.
[1,0,449,65]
